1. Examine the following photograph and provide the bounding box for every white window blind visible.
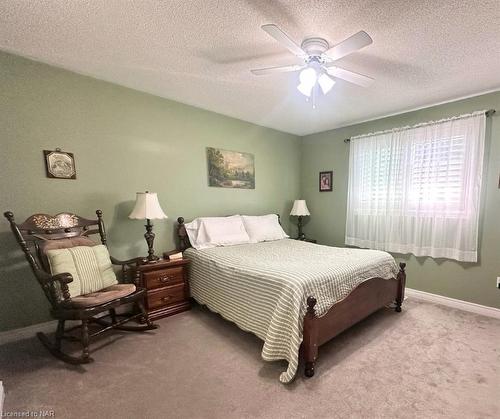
[345,111,486,262]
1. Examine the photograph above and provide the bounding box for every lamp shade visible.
[128,192,168,220]
[290,200,310,216]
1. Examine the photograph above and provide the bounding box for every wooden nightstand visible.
[133,258,190,321]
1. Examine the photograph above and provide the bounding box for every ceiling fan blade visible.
[250,64,304,76]
[325,66,374,87]
[325,31,373,61]
[261,24,306,57]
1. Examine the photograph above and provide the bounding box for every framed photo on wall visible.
[319,171,333,192]
[43,149,76,179]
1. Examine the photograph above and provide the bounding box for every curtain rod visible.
[343,108,496,143]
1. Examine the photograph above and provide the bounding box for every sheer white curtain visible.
[345,111,486,262]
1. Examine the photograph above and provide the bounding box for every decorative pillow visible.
[185,216,249,249]
[241,214,289,243]
[38,237,97,271]
[46,245,118,297]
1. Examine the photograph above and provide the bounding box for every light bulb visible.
[318,73,335,94]
[299,67,317,86]
[297,82,313,97]
[297,67,317,97]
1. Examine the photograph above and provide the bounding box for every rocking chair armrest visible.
[35,269,73,286]
[51,272,74,285]
[39,271,73,301]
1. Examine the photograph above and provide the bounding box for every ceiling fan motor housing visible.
[301,37,330,57]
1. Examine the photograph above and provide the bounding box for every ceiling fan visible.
[251,24,374,108]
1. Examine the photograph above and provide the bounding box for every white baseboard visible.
[0,320,57,345]
[0,305,131,344]
[1,290,498,344]
[406,288,500,319]
[0,380,4,413]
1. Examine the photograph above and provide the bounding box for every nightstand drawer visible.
[143,266,184,290]
[147,284,186,310]
[133,258,190,321]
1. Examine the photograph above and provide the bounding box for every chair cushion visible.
[46,245,118,298]
[69,284,137,307]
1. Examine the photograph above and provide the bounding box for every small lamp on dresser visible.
[129,191,168,262]
[290,199,310,240]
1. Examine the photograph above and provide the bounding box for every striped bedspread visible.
[184,239,399,383]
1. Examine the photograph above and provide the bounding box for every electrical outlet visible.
[497,277,500,289]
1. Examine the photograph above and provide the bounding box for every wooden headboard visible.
[176,214,282,252]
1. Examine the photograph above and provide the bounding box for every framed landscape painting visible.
[207,147,255,189]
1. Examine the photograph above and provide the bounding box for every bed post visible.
[177,217,189,251]
[303,296,319,377]
[395,262,406,312]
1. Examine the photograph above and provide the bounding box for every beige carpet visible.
[1,299,499,419]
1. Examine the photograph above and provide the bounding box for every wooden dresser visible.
[133,258,190,321]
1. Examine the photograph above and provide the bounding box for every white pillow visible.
[203,216,250,246]
[241,214,289,243]
[185,215,249,249]
[185,218,212,250]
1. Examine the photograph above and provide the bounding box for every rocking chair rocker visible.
[4,209,158,364]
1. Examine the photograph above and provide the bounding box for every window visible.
[345,111,486,262]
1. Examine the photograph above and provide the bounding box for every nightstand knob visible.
[158,275,170,283]
[161,296,171,303]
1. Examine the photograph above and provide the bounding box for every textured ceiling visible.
[1,0,500,136]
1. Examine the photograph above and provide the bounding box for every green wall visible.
[301,91,500,309]
[0,51,301,331]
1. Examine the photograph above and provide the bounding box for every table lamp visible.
[129,191,168,262]
[290,199,310,240]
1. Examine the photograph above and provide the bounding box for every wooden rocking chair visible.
[4,209,158,364]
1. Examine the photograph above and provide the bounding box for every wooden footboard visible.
[302,262,406,377]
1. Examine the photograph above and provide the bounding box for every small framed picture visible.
[43,149,76,179]
[319,171,333,192]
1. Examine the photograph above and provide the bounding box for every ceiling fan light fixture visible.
[297,82,313,97]
[318,73,335,94]
[297,67,317,97]
[299,67,317,88]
